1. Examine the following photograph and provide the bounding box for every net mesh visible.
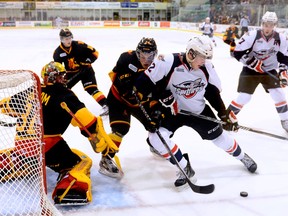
[0,70,62,216]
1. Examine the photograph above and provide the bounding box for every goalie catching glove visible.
[279,63,288,87]
[219,109,239,132]
[241,55,264,73]
[89,116,119,156]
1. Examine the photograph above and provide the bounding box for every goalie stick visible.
[179,110,288,141]
[132,90,215,194]
[60,102,124,178]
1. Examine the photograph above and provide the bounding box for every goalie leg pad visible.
[52,149,93,204]
[0,149,31,182]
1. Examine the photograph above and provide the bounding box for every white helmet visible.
[186,35,213,63]
[262,11,278,24]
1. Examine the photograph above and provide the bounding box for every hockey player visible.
[239,15,250,37]
[228,11,288,132]
[40,61,118,204]
[223,21,240,57]
[200,17,216,46]
[104,37,195,188]
[53,28,108,116]
[134,35,257,183]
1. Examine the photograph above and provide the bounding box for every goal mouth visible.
[0,70,62,216]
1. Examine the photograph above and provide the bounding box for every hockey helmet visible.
[59,28,73,40]
[41,61,66,84]
[186,35,213,64]
[136,37,157,59]
[262,11,278,25]
[205,17,210,22]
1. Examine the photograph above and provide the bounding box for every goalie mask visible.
[136,37,158,69]
[185,35,213,66]
[41,61,66,85]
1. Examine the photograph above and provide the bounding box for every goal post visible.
[0,70,62,216]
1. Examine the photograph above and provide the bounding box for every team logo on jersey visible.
[128,64,138,72]
[158,54,165,61]
[172,78,204,99]
[253,47,275,60]
[60,52,67,57]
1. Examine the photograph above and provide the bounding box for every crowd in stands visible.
[209,0,286,25]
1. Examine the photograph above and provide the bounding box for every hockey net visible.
[0,71,62,216]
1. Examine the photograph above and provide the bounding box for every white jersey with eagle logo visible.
[235,29,288,71]
[144,53,222,114]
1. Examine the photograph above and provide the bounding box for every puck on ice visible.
[240,191,248,197]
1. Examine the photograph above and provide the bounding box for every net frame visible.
[0,70,62,216]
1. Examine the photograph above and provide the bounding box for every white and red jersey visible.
[144,53,222,115]
[200,22,214,35]
[234,29,288,71]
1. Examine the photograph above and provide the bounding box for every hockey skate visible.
[99,104,109,117]
[99,155,123,179]
[174,153,196,189]
[281,120,288,132]
[240,153,257,173]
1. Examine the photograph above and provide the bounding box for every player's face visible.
[262,22,275,37]
[61,36,72,47]
[139,51,155,69]
[187,50,206,69]
[56,72,67,84]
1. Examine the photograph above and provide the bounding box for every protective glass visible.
[61,36,73,43]
[139,51,156,62]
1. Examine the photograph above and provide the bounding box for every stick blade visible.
[188,182,215,194]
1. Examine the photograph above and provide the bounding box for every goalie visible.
[41,61,119,205]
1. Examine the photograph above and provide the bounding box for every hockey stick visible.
[262,68,288,87]
[65,70,83,87]
[179,110,288,141]
[132,90,215,194]
[60,102,124,177]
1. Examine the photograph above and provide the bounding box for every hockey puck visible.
[240,191,248,197]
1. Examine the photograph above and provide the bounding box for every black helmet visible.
[59,28,73,40]
[136,37,157,61]
[136,37,157,53]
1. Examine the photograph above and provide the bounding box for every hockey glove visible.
[220,109,239,132]
[279,63,288,87]
[242,55,264,73]
[159,90,178,115]
[147,110,164,133]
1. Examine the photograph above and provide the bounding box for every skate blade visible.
[54,198,89,206]
[98,168,124,179]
